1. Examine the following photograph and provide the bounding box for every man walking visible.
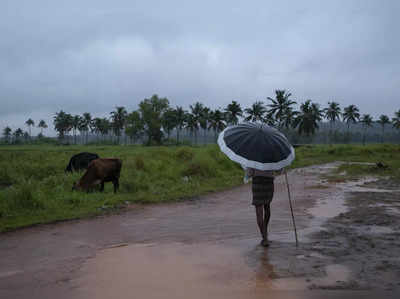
[245,167,282,247]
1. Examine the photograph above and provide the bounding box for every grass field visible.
[0,144,399,232]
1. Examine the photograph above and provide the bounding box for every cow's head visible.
[72,181,81,191]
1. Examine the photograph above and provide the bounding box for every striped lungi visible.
[252,176,274,206]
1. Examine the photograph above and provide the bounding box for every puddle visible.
[73,242,265,297]
[74,164,389,295]
[359,225,395,235]
[367,203,400,215]
[0,270,23,278]
[305,176,396,224]
[385,207,400,215]
[315,264,351,286]
[73,240,352,297]
[269,264,350,290]
[3,162,400,298]
[308,194,347,219]
[338,176,399,193]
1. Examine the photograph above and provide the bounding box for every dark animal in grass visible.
[376,162,388,169]
[72,158,122,193]
[65,152,99,173]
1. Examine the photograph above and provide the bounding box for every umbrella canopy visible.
[218,122,295,171]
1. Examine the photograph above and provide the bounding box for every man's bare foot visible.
[261,239,270,247]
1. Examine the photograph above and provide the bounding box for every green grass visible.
[0,145,243,231]
[0,143,399,232]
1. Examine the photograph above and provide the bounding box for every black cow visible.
[65,152,99,173]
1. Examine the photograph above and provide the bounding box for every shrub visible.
[0,166,14,188]
[7,182,44,211]
[175,147,194,161]
[182,157,215,178]
[135,156,145,170]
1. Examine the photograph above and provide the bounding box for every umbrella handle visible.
[285,171,299,247]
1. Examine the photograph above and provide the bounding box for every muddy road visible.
[1,163,400,298]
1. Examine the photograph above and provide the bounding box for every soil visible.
[0,162,400,298]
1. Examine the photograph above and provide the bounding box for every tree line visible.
[2,91,400,145]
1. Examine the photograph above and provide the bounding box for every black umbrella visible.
[218,122,298,246]
[217,122,295,170]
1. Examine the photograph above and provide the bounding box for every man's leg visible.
[255,205,266,244]
[263,203,271,245]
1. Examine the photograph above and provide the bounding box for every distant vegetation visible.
[2,91,400,145]
[0,144,399,232]
[0,145,242,231]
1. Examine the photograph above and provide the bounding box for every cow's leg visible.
[113,179,119,193]
[100,181,105,192]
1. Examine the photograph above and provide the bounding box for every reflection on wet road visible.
[2,163,389,298]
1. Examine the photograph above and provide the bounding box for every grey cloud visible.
[1,0,400,134]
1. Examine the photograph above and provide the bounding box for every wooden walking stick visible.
[285,170,298,247]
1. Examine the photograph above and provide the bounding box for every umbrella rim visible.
[217,124,295,171]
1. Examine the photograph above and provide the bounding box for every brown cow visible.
[73,158,122,193]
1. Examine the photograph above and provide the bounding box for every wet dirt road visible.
[1,163,399,298]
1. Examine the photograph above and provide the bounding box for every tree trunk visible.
[362,127,366,146]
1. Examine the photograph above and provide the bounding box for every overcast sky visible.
[1,0,399,135]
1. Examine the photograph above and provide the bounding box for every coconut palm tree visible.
[54,110,72,140]
[78,118,87,143]
[199,106,211,144]
[25,118,34,138]
[392,110,400,128]
[3,126,12,143]
[377,114,390,143]
[343,105,360,142]
[91,117,103,142]
[13,128,24,143]
[225,100,243,125]
[292,100,323,137]
[174,106,186,144]
[324,101,341,145]
[37,120,48,136]
[110,107,127,144]
[189,102,204,145]
[393,110,400,143]
[161,108,177,141]
[23,131,29,142]
[281,107,299,130]
[185,113,199,144]
[360,114,373,145]
[267,90,296,129]
[89,118,97,141]
[70,115,81,144]
[97,118,111,142]
[80,112,92,144]
[208,109,226,141]
[125,111,144,144]
[244,101,267,122]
